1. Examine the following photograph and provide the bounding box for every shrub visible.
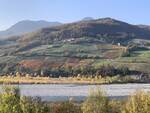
[51,101,82,113]
[118,66,130,76]
[0,86,22,113]
[96,65,116,77]
[0,86,49,113]
[82,90,109,113]
[122,90,150,113]
[109,100,123,113]
[120,49,130,57]
[20,97,49,113]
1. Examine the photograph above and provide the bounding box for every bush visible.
[82,89,150,113]
[118,66,130,76]
[0,86,22,113]
[120,49,130,57]
[0,86,49,113]
[82,90,109,113]
[122,90,150,113]
[20,97,49,113]
[109,100,123,113]
[96,65,116,77]
[50,101,82,113]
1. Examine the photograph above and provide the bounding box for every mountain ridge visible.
[0,20,62,39]
[15,17,150,45]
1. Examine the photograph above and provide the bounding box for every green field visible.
[0,38,150,76]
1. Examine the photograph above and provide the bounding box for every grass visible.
[21,43,123,59]
[0,75,140,84]
[139,50,150,57]
[111,49,150,73]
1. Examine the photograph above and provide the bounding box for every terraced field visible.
[0,37,149,76]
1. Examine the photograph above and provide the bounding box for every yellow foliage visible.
[122,90,150,113]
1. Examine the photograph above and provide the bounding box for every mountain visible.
[82,17,94,21]
[137,25,150,30]
[0,20,61,39]
[18,18,150,45]
[0,17,150,75]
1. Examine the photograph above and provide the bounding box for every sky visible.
[0,0,150,30]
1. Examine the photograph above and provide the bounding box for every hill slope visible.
[17,18,150,45]
[0,20,61,39]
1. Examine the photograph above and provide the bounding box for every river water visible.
[1,84,150,101]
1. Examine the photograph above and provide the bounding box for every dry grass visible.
[0,76,99,84]
[0,75,140,84]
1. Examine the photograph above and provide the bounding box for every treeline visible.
[1,86,150,113]
[10,64,130,77]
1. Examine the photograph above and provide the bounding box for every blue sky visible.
[0,0,149,30]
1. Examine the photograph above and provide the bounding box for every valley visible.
[1,1,150,113]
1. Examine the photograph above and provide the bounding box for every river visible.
[1,84,150,101]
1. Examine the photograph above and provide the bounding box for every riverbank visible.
[0,75,140,84]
